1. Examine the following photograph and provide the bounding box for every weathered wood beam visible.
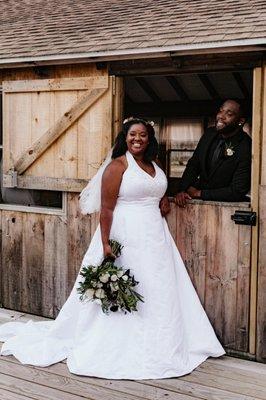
[14,87,108,175]
[135,77,161,103]
[232,72,250,98]
[251,67,263,358]
[166,76,189,101]
[3,76,108,93]
[3,174,88,192]
[109,51,264,76]
[197,74,220,100]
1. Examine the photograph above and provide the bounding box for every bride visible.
[0,117,224,379]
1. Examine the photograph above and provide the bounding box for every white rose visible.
[110,282,119,292]
[94,299,102,305]
[95,288,106,299]
[111,274,118,281]
[99,273,110,283]
[97,282,103,288]
[122,275,128,281]
[117,270,124,278]
[85,288,95,299]
[226,148,234,156]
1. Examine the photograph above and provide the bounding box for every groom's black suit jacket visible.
[178,127,252,202]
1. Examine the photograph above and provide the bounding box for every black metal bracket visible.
[231,210,257,226]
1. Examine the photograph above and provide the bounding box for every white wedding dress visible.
[0,151,224,379]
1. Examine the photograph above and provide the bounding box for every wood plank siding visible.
[167,201,251,353]
[0,194,94,317]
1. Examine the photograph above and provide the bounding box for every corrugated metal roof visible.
[0,0,265,63]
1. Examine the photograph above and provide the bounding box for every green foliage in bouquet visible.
[77,240,144,314]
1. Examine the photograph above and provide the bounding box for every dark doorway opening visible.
[124,70,253,196]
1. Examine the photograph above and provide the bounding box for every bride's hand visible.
[103,243,116,261]
[159,196,171,217]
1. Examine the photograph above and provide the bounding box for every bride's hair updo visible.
[112,117,159,162]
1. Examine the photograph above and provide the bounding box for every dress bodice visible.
[117,151,167,207]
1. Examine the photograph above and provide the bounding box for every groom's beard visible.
[215,121,240,135]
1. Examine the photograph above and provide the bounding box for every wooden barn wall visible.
[0,194,98,317]
[0,63,105,315]
[0,62,264,359]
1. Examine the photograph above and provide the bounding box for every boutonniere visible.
[225,142,235,157]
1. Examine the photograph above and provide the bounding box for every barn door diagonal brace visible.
[10,86,108,178]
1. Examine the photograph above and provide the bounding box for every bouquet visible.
[77,240,144,314]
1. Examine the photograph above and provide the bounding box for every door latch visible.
[231,210,256,226]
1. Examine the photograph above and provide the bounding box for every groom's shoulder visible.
[242,131,252,145]
[202,127,217,139]
[196,127,216,148]
[239,131,252,156]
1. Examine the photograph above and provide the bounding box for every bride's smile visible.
[126,123,149,157]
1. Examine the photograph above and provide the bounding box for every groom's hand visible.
[187,186,201,199]
[159,196,171,217]
[175,192,191,207]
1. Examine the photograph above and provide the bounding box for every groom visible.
[175,99,252,207]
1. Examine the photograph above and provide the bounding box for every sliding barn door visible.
[2,75,114,191]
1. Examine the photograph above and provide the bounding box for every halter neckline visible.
[127,151,157,179]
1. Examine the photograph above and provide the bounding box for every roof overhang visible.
[0,38,265,69]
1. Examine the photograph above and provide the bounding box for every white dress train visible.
[0,151,224,379]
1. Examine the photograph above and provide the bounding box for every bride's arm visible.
[155,158,171,217]
[100,158,126,258]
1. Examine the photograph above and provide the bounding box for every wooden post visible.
[249,67,263,355]
[256,63,266,362]
[112,76,124,141]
